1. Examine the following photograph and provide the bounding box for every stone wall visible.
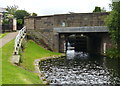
[24,12,110,52]
[53,12,109,27]
[25,12,109,30]
[24,17,35,30]
[35,16,54,29]
[27,29,54,51]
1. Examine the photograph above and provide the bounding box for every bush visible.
[106,47,120,58]
[17,19,23,25]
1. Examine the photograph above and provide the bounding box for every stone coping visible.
[34,54,65,84]
[54,26,109,33]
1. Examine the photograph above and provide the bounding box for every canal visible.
[39,53,120,85]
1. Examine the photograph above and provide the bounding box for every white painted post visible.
[103,43,106,54]
[64,42,66,53]
[62,22,65,27]
[13,18,17,31]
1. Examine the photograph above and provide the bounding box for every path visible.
[0,32,18,48]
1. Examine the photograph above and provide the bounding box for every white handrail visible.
[14,26,26,55]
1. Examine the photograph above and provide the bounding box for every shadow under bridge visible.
[53,26,109,54]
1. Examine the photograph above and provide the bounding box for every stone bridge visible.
[24,12,112,55]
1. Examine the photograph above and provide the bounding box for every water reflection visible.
[66,51,89,60]
[39,54,120,85]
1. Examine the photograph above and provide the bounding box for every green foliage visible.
[93,6,102,12]
[2,19,9,24]
[105,1,120,58]
[31,12,37,16]
[6,5,18,16]
[0,33,7,38]
[106,47,120,58]
[1,40,43,84]
[15,10,30,19]
[15,10,30,25]
[5,5,30,26]
[21,40,61,71]
[1,5,16,25]
[17,19,23,25]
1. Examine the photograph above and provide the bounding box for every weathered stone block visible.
[11,55,20,65]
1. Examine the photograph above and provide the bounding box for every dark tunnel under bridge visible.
[54,26,110,55]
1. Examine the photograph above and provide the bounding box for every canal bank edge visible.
[11,50,65,84]
[10,38,65,84]
[34,54,65,84]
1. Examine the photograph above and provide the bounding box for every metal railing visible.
[14,26,26,55]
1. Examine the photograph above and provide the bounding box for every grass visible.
[21,40,61,71]
[1,39,62,84]
[2,40,43,84]
[0,33,8,39]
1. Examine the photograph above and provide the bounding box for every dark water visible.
[39,54,120,85]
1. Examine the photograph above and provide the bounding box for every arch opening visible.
[67,34,88,52]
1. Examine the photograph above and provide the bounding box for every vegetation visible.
[93,6,106,12]
[2,40,43,84]
[105,1,120,58]
[21,40,61,71]
[15,10,30,27]
[15,10,30,19]
[31,12,37,16]
[1,39,61,84]
[3,5,37,29]
[2,5,18,25]
[6,5,18,16]
[106,47,120,58]
[93,6,102,12]
[0,33,7,39]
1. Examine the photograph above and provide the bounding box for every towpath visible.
[0,32,18,48]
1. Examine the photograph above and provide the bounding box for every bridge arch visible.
[25,12,112,55]
[54,26,110,55]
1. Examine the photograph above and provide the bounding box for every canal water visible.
[39,53,120,85]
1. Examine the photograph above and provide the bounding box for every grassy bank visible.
[2,39,61,84]
[0,33,7,39]
[21,40,61,71]
[2,40,43,84]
